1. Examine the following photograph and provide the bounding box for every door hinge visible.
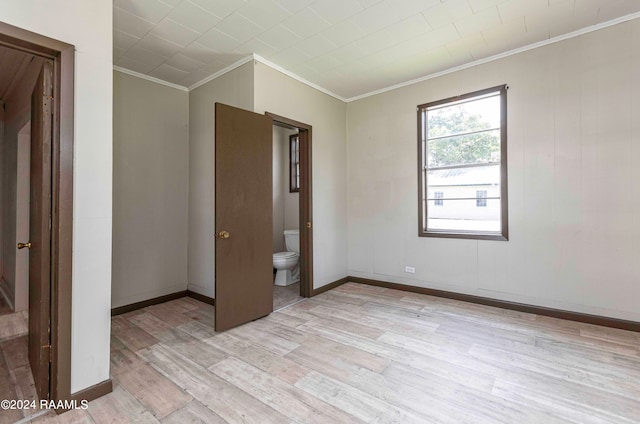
[42,344,52,362]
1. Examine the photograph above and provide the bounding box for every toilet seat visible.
[273,251,298,259]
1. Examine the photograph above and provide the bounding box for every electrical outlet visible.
[405,266,415,273]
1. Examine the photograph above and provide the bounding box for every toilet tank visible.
[283,229,300,253]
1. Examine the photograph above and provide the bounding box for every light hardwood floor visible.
[273,283,303,311]
[0,295,28,344]
[0,296,13,316]
[0,335,42,423]
[0,310,27,344]
[5,282,640,423]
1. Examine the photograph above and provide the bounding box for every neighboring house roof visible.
[428,165,499,187]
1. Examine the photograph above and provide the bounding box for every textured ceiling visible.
[113,0,640,99]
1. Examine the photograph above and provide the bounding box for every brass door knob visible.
[17,242,32,249]
[217,230,230,240]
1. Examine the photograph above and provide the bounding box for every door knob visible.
[17,242,32,249]
[217,230,230,240]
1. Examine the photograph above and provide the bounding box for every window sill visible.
[419,230,508,241]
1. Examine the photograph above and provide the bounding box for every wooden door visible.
[297,129,313,298]
[29,61,53,400]
[214,103,273,331]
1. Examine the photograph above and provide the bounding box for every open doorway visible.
[0,120,31,316]
[0,43,48,420]
[267,113,313,310]
[0,21,78,409]
[271,126,301,309]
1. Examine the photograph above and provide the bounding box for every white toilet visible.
[273,229,300,286]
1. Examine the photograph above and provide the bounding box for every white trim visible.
[252,54,347,102]
[346,11,640,102]
[113,66,188,91]
[112,12,640,102]
[273,297,307,312]
[188,55,255,90]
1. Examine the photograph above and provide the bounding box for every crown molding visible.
[113,12,640,102]
[188,55,254,91]
[113,66,188,91]
[346,11,640,102]
[251,54,347,102]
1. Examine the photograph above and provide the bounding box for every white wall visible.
[14,123,29,312]
[283,129,300,233]
[273,126,299,253]
[254,62,348,289]
[188,63,254,297]
[0,0,113,392]
[347,19,640,322]
[272,126,285,253]
[1,112,18,310]
[112,71,189,308]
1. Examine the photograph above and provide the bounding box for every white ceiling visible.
[113,0,640,100]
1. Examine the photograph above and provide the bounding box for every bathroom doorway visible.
[267,113,313,309]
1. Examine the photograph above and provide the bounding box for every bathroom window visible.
[418,85,508,240]
[290,134,300,193]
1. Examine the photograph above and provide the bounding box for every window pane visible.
[427,129,500,168]
[427,198,501,233]
[427,164,500,188]
[290,135,300,192]
[427,94,500,139]
[425,165,500,232]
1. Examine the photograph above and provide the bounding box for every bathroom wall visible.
[283,128,300,233]
[112,71,189,308]
[272,126,285,253]
[347,18,640,322]
[188,62,254,298]
[273,125,299,253]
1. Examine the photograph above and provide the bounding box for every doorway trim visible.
[0,21,76,403]
[265,112,314,298]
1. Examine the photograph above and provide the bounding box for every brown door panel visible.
[214,103,273,331]
[29,61,53,400]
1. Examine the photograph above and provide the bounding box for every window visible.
[476,190,487,207]
[434,191,444,206]
[418,85,508,240]
[290,134,300,192]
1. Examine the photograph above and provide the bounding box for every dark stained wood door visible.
[29,61,53,400]
[214,103,273,331]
